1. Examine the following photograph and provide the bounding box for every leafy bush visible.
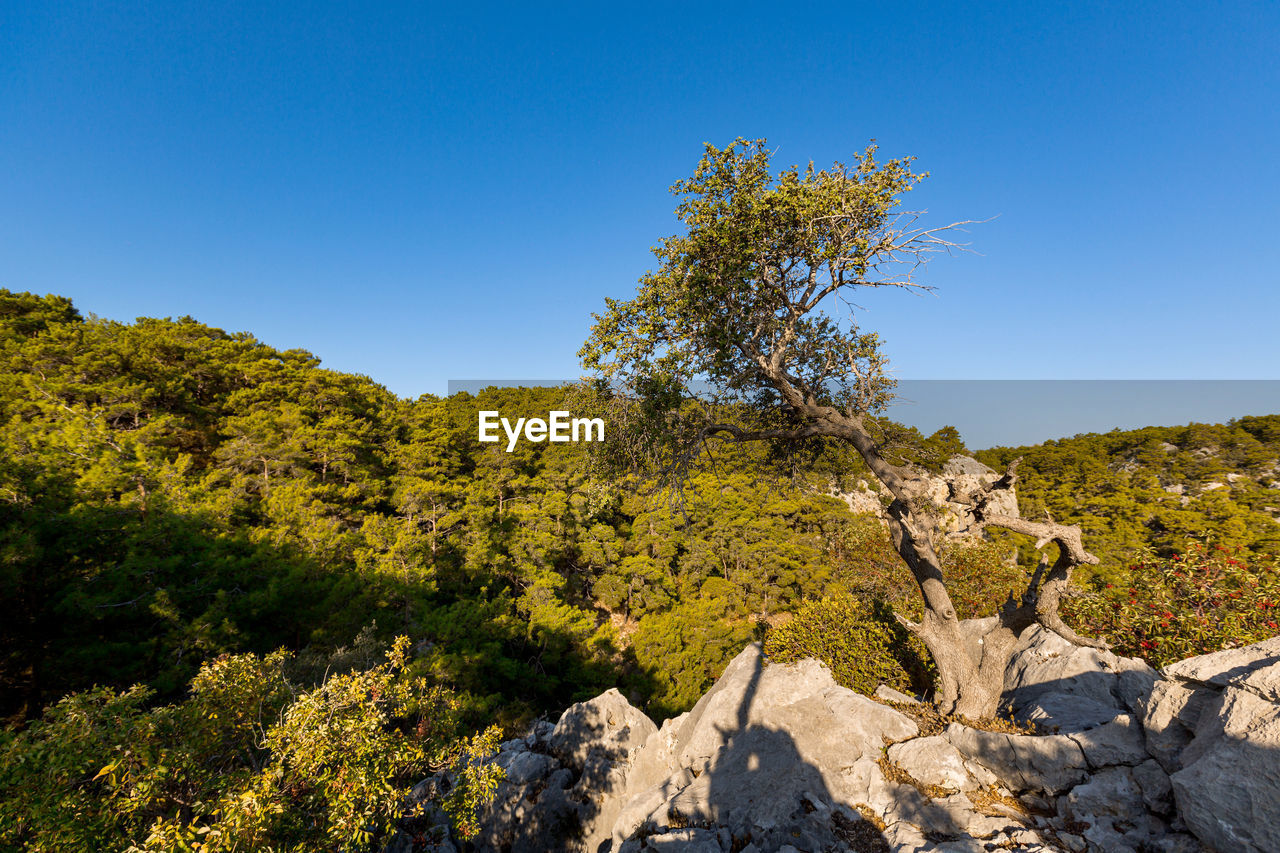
[1064,543,1280,667]
[826,515,1027,621]
[629,579,757,718]
[0,638,501,852]
[764,593,934,697]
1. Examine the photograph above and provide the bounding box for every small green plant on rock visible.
[764,593,934,697]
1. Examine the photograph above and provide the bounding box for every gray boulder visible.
[1058,766,1168,853]
[1162,635,1280,695]
[1017,692,1123,733]
[1003,626,1156,722]
[943,722,1089,794]
[1170,679,1280,852]
[1139,679,1218,773]
[874,683,921,705]
[886,735,978,793]
[550,687,659,771]
[1066,715,1149,769]
[1131,758,1175,816]
[606,645,920,852]
[617,827,723,852]
[494,748,558,785]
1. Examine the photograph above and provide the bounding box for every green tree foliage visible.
[0,638,503,852]
[764,594,934,697]
[629,579,757,717]
[1064,544,1280,667]
[0,290,878,727]
[0,294,632,723]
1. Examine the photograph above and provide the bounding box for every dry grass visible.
[832,806,892,853]
[877,698,1037,737]
[853,804,887,831]
[967,786,1034,818]
[875,755,958,799]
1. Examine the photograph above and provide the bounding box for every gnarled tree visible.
[580,139,1105,718]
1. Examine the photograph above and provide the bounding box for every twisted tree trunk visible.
[704,371,1104,719]
[880,451,1103,718]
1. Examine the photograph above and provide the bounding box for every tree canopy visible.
[580,139,1110,718]
[581,139,972,477]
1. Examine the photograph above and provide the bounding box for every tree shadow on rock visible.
[621,648,894,853]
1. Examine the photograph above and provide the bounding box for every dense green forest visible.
[977,417,1280,578]
[0,290,874,727]
[3,289,1279,726]
[1,289,1278,850]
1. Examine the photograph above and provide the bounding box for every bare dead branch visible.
[893,611,924,636]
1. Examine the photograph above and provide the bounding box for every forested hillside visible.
[4,290,1278,729]
[4,289,1279,725]
[2,290,1279,850]
[976,417,1280,577]
[0,290,880,726]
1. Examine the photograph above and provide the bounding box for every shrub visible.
[764,593,934,697]
[1064,542,1280,668]
[630,581,757,718]
[0,637,502,852]
[827,514,1026,620]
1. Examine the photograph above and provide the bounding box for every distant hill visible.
[975,416,1280,577]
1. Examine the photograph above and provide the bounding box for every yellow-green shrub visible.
[764,593,934,697]
[0,637,502,853]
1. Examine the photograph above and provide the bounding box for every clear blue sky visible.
[4,1,1278,400]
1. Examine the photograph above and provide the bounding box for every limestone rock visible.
[874,683,921,705]
[1132,759,1174,816]
[886,735,976,792]
[549,687,658,770]
[925,455,1021,537]
[1058,766,1168,853]
[1162,635,1280,695]
[451,635,1280,853]
[829,479,885,516]
[1170,687,1280,853]
[469,748,580,853]
[1003,626,1156,723]
[1116,663,1161,715]
[944,723,1088,794]
[607,645,920,852]
[494,749,558,785]
[830,455,1020,539]
[1066,715,1149,769]
[1140,679,1217,774]
[1017,692,1122,733]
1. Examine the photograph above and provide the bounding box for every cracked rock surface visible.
[388,632,1280,853]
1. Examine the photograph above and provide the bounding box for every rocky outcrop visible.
[460,646,1076,851]
[1145,637,1280,853]
[830,455,1020,538]
[396,634,1280,853]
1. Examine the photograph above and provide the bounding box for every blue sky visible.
[3,1,1278,401]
